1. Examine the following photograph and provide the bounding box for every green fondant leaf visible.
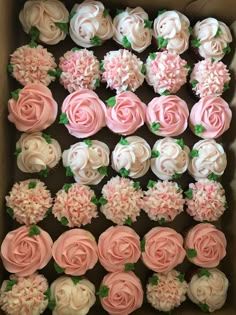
[184,188,193,199]
[223,44,231,54]
[98,166,108,176]
[177,273,185,283]
[97,285,109,297]
[140,238,146,252]
[194,124,205,135]
[149,275,158,286]
[100,61,105,71]
[66,166,73,177]
[223,83,230,92]
[71,276,82,285]
[184,64,192,71]
[6,207,14,217]
[199,303,209,313]
[122,35,131,48]
[61,216,69,226]
[207,173,219,181]
[125,217,133,226]
[198,268,211,278]
[106,96,116,107]
[28,181,37,189]
[158,9,167,16]
[54,262,65,274]
[7,64,13,74]
[42,133,52,144]
[149,52,157,60]
[48,68,62,78]
[124,263,135,271]
[191,79,198,88]
[116,9,125,15]
[150,122,160,132]
[160,89,170,96]
[29,225,41,237]
[11,89,21,100]
[187,248,197,258]
[99,197,108,205]
[147,180,156,188]
[133,181,140,191]
[59,113,69,124]
[44,288,51,300]
[29,26,40,41]
[91,36,102,46]
[119,137,129,145]
[144,19,153,29]
[158,217,166,225]
[6,280,17,292]
[69,11,76,20]
[151,150,160,158]
[211,57,215,63]
[29,40,38,48]
[14,147,22,157]
[83,139,92,147]
[46,208,52,216]
[39,168,49,178]
[141,64,146,75]
[63,184,72,193]
[191,38,201,48]
[172,173,183,179]
[103,8,110,17]
[176,138,184,149]
[95,78,100,88]
[214,27,223,38]
[55,22,68,34]
[188,26,193,35]
[189,149,199,158]
[48,299,56,311]
[71,47,80,52]
[91,196,99,205]
[119,168,130,177]
[157,36,168,49]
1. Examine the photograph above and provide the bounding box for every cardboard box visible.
[0,0,235,314]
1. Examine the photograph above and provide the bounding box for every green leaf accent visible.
[28,181,37,189]
[125,217,133,226]
[149,52,157,60]
[7,64,13,74]
[29,40,38,48]
[144,19,153,29]
[211,57,215,63]
[119,137,129,145]
[97,285,109,297]
[103,8,110,17]
[125,263,135,271]
[6,280,17,292]
[11,88,21,100]
[99,197,108,205]
[122,35,131,48]
[83,139,92,147]
[184,188,193,199]
[158,9,167,16]
[14,147,22,157]
[188,26,193,35]
[158,217,166,225]
[29,225,41,237]
[39,168,49,178]
[55,22,68,34]
[42,133,52,144]
[223,44,231,55]
[160,89,170,96]
[44,288,51,300]
[100,61,105,71]
[61,216,69,226]
[149,275,158,286]
[184,64,192,71]
[69,11,76,20]
[187,248,197,258]
[133,182,140,191]
[151,150,160,158]
[91,36,102,46]
[207,173,219,181]
[177,273,185,283]
[6,207,14,217]
[116,9,125,15]
[119,168,130,177]
[54,262,65,274]
[194,124,205,134]
[71,276,82,285]
[46,208,52,216]
[66,166,73,177]
[172,173,182,179]
[95,78,100,88]
[140,238,146,252]
[191,79,198,88]
[191,38,201,48]
[91,196,99,205]
[223,83,230,92]
[214,27,223,38]
[176,138,184,149]
[48,299,56,311]
[106,96,116,107]
[199,303,209,313]
[189,149,199,158]
[48,68,62,78]
[198,268,211,278]
[141,65,146,75]
[147,180,156,189]
[71,47,80,52]
[151,122,160,132]
[29,26,40,41]
[63,183,72,193]
[59,113,69,124]
[98,166,108,176]
[157,36,168,49]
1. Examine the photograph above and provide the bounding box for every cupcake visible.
[59,48,100,93]
[141,227,185,272]
[0,273,49,315]
[15,132,61,176]
[151,137,190,180]
[1,225,53,276]
[8,84,58,133]
[146,95,189,136]
[101,49,145,94]
[185,223,226,268]
[185,179,227,222]
[60,89,106,138]
[191,18,232,60]
[153,10,190,55]
[62,139,110,185]
[19,0,69,45]
[100,176,143,225]
[143,180,184,223]
[189,96,232,139]
[145,52,189,95]
[98,226,141,272]
[147,269,188,312]
[52,229,98,276]
[69,0,114,47]
[113,7,152,52]
[111,136,151,178]
[6,179,52,225]
[188,139,227,180]
[98,271,143,315]
[105,92,146,135]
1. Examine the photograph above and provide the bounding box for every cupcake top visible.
[0,273,49,315]
[59,49,100,93]
[69,0,114,47]
[113,7,152,53]
[153,10,190,55]
[102,49,145,94]
[8,84,58,133]
[60,89,106,139]
[141,227,185,273]
[146,95,189,137]
[111,136,151,178]
[185,223,227,268]
[151,137,190,180]
[1,225,53,276]
[19,0,69,45]
[147,269,188,312]
[191,18,232,60]
[145,52,189,94]
[6,179,52,225]
[185,179,227,222]
[62,139,110,185]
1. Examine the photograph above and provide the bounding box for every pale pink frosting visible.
[69,1,114,47]
[52,229,98,276]
[146,52,189,94]
[10,45,57,86]
[185,223,227,268]
[1,225,53,276]
[99,271,143,315]
[59,49,100,93]
[98,226,141,272]
[111,136,151,178]
[188,139,227,180]
[142,227,185,273]
[62,140,110,185]
[8,84,58,133]
[61,89,106,138]
[190,96,232,139]
[6,179,52,225]
[106,92,146,135]
[19,0,69,45]
[146,95,189,136]
[151,137,190,180]
[113,7,152,53]
[102,50,145,94]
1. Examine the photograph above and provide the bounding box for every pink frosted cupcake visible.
[185,223,227,268]
[146,95,189,136]
[1,225,53,276]
[6,179,52,225]
[141,227,185,273]
[102,49,145,94]
[98,271,143,315]
[60,89,106,138]
[100,176,143,225]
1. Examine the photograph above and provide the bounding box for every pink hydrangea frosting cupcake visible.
[146,95,189,136]
[98,271,143,315]
[98,226,141,272]
[60,89,106,138]
[141,227,185,273]
[1,225,53,276]
[185,223,227,268]
[6,179,52,225]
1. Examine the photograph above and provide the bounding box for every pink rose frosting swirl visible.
[61,89,106,138]
[185,223,227,268]
[52,229,98,276]
[1,225,53,276]
[99,271,143,315]
[142,227,185,273]
[146,95,189,136]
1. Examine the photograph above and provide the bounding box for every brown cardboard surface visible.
[0,0,236,314]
